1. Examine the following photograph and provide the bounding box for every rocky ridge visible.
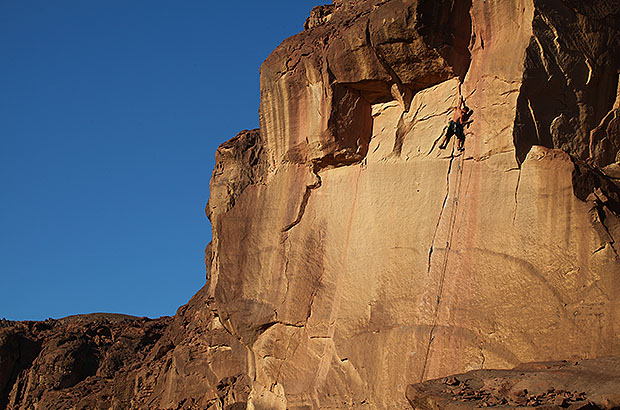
[0,314,171,409]
[2,0,620,409]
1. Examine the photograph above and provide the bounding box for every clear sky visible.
[1,1,322,320]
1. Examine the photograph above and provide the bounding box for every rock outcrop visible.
[0,314,171,409]
[3,0,620,409]
[1,288,251,410]
[406,357,620,410]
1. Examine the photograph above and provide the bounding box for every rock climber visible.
[439,96,473,152]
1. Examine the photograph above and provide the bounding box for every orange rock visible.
[3,1,620,408]
[208,0,620,408]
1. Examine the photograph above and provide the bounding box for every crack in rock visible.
[282,171,322,233]
[422,148,467,382]
[513,168,522,224]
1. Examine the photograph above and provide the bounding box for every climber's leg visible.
[439,121,456,149]
[456,124,466,151]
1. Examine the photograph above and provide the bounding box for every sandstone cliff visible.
[206,0,620,408]
[2,1,619,409]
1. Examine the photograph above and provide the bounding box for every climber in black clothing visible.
[439,96,473,152]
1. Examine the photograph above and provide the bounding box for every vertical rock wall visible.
[206,0,620,409]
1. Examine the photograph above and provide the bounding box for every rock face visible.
[205,0,620,408]
[3,0,620,409]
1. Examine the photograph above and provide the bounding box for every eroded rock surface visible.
[0,314,171,409]
[1,288,251,410]
[207,0,620,408]
[4,0,620,409]
[513,0,620,165]
[406,357,620,410]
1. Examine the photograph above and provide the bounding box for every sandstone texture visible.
[3,0,620,409]
[0,314,171,409]
[406,357,620,410]
[206,0,620,408]
[1,287,251,410]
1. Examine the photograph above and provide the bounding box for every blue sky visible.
[1,1,322,320]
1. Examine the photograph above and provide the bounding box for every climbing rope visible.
[420,141,467,382]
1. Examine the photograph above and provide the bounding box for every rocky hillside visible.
[0,314,171,409]
[2,0,620,409]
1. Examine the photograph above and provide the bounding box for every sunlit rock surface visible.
[207,0,620,408]
[3,0,619,409]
